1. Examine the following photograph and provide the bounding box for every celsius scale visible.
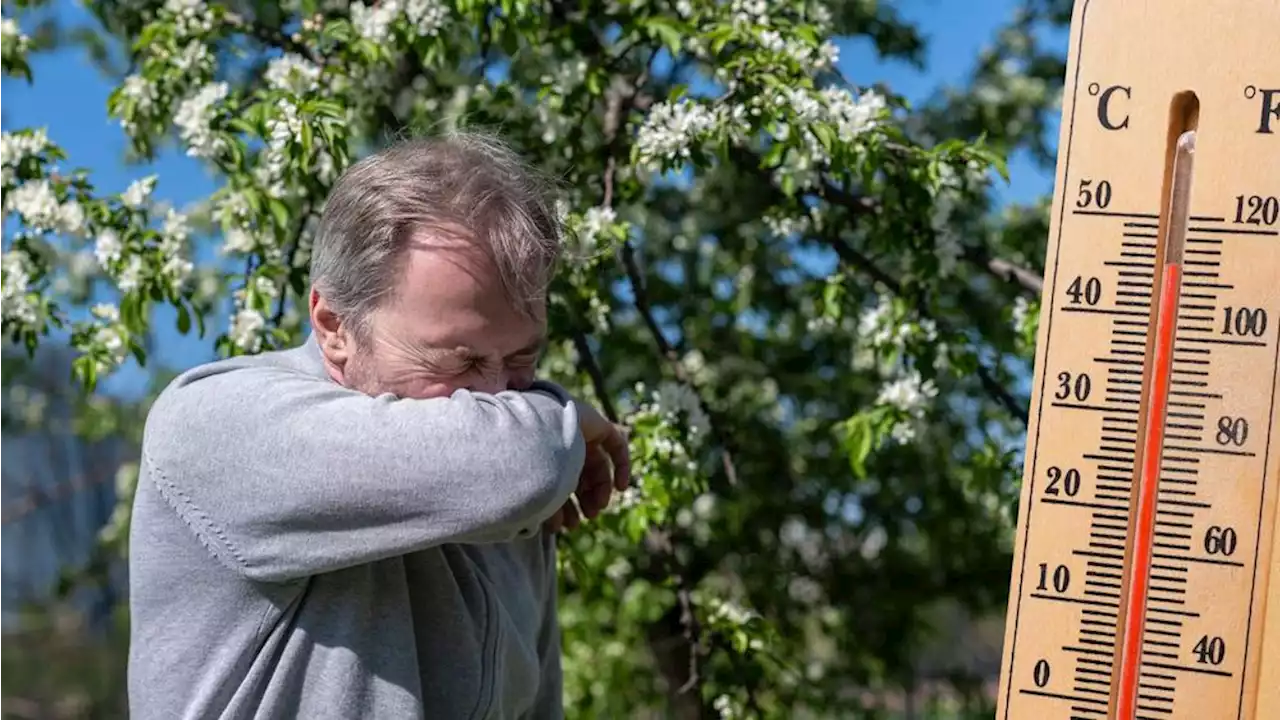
[996,1,1280,719]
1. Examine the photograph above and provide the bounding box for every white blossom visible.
[730,0,769,26]
[403,0,449,36]
[231,308,267,351]
[820,87,885,142]
[634,100,721,169]
[692,492,716,519]
[1,250,39,325]
[7,180,83,234]
[215,190,253,227]
[94,324,129,359]
[889,421,916,445]
[163,255,195,287]
[809,3,833,29]
[708,597,756,626]
[350,0,450,41]
[158,209,194,287]
[165,0,216,37]
[876,369,938,417]
[119,75,159,134]
[315,149,338,186]
[714,694,740,719]
[161,208,191,244]
[173,41,214,75]
[174,82,229,159]
[575,206,616,251]
[1,16,29,56]
[121,73,157,109]
[222,227,258,254]
[351,1,397,41]
[121,176,157,208]
[91,303,120,322]
[1,129,50,173]
[1012,295,1033,332]
[117,255,145,293]
[857,293,897,348]
[265,54,322,95]
[266,99,301,159]
[758,30,839,70]
[94,230,123,267]
[613,485,643,510]
[763,210,812,238]
[8,180,58,226]
[252,274,281,301]
[655,380,712,444]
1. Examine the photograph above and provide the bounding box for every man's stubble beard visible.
[340,340,388,397]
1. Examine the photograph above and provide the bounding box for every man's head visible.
[308,131,563,398]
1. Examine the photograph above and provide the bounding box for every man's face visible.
[325,230,547,399]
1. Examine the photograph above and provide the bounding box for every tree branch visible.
[963,243,1043,294]
[603,73,741,488]
[728,148,1029,424]
[569,325,618,422]
[274,204,315,326]
[581,61,720,716]
[819,232,1029,424]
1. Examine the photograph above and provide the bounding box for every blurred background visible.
[3,0,1071,717]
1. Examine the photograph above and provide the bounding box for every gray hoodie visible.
[127,336,586,719]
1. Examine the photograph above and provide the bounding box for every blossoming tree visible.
[2,0,1070,715]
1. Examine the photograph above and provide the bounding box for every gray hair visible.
[309,130,565,340]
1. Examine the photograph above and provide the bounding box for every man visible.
[127,132,631,719]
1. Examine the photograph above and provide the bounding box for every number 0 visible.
[1033,659,1051,687]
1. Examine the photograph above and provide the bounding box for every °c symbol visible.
[1095,84,1131,131]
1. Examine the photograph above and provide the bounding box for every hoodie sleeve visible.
[140,358,586,582]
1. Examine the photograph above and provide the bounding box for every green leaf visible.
[840,414,876,479]
[176,303,191,334]
[643,17,684,53]
[268,198,291,231]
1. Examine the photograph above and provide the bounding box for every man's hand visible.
[544,399,631,534]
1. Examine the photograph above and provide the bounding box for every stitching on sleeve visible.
[144,449,251,575]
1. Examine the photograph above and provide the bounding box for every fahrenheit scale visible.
[995,1,1280,719]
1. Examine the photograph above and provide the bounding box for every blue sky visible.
[2,0,1063,395]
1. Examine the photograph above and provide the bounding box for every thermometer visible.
[995,1,1280,718]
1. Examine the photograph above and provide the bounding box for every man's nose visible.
[471,372,509,395]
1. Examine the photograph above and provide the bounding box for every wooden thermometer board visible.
[996,1,1280,719]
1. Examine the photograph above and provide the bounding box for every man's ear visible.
[310,287,352,367]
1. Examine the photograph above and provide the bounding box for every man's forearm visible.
[142,358,586,582]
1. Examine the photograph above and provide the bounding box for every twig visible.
[820,231,1029,424]
[601,69,741,487]
[569,325,618,422]
[274,205,314,326]
[821,171,1043,297]
[730,148,1030,424]
[617,240,742,485]
[963,244,1043,294]
[590,58,716,705]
